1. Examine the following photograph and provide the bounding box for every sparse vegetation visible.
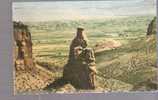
[20,16,157,92]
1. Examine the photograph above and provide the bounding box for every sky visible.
[13,0,156,22]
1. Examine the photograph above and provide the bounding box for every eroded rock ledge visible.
[13,22,53,93]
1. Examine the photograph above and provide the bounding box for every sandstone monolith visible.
[63,28,97,89]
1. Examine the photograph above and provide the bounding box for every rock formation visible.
[14,21,34,71]
[145,17,158,90]
[147,17,156,36]
[68,28,88,63]
[63,28,97,89]
[13,22,53,93]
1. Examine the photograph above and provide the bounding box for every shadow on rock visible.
[44,77,68,91]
